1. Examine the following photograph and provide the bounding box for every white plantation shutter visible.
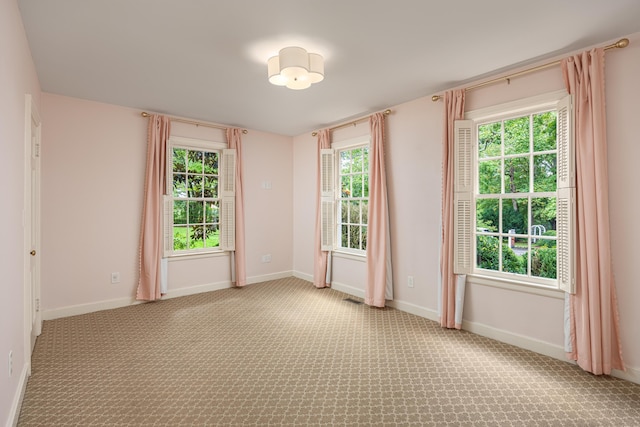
[557,94,575,189]
[557,187,575,294]
[454,120,473,193]
[220,149,236,251]
[320,148,335,251]
[163,194,173,257]
[556,94,576,293]
[453,120,473,274]
[453,192,472,274]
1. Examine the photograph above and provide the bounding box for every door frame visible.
[23,94,42,375]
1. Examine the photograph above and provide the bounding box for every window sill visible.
[467,274,564,299]
[168,250,229,262]
[332,250,366,263]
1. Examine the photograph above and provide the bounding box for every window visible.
[319,136,370,255]
[164,137,235,256]
[454,92,575,292]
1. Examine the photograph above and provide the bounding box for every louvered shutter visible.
[320,148,335,251]
[453,120,473,274]
[556,94,575,293]
[557,95,575,189]
[557,187,575,293]
[163,194,173,257]
[220,149,236,251]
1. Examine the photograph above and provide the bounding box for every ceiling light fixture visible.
[268,47,324,90]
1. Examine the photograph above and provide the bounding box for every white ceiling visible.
[17,0,640,136]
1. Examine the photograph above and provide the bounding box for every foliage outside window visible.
[337,145,369,252]
[475,110,558,281]
[171,147,220,252]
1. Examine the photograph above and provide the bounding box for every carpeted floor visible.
[18,277,640,426]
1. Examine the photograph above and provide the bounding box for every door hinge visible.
[36,298,40,312]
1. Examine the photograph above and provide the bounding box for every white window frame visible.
[320,135,371,257]
[455,91,575,294]
[164,136,235,258]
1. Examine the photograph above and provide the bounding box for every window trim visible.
[165,136,228,258]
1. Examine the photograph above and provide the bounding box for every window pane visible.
[341,225,348,248]
[533,111,557,152]
[363,147,369,172]
[349,200,360,224]
[174,200,187,225]
[478,159,501,194]
[188,225,205,248]
[188,201,204,224]
[340,200,348,223]
[203,176,218,198]
[476,198,499,232]
[504,157,529,193]
[204,225,219,248]
[502,198,528,234]
[173,174,187,197]
[476,235,499,271]
[341,175,352,197]
[362,226,367,251]
[351,148,363,173]
[361,200,368,225]
[205,201,219,223]
[203,152,218,174]
[173,226,187,250]
[531,197,556,234]
[533,154,557,192]
[349,225,360,249]
[340,151,351,174]
[502,237,526,274]
[173,148,187,172]
[187,175,203,197]
[363,175,369,198]
[352,175,363,197]
[478,122,501,158]
[531,246,556,279]
[504,116,529,155]
[187,150,203,173]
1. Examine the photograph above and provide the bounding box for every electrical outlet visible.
[8,351,12,377]
[111,272,121,284]
[408,275,414,288]
[262,254,272,263]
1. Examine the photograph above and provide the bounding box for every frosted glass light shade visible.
[267,46,324,89]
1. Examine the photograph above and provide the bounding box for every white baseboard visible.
[6,363,29,427]
[387,299,439,322]
[330,281,365,299]
[42,272,293,321]
[292,271,313,282]
[247,270,293,285]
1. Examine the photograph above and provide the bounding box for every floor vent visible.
[343,298,363,305]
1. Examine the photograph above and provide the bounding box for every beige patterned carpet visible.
[18,277,640,426]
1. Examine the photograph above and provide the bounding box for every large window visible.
[164,137,235,256]
[454,92,575,292]
[319,136,371,255]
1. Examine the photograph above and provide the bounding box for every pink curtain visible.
[562,49,624,375]
[365,112,392,307]
[226,128,246,287]
[440,90,465,329]
[313,129,331,288]
[137,115,171,301]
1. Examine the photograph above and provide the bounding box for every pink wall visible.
[41,94,293,314]
[0,0,41,423]
[292,32,640,376]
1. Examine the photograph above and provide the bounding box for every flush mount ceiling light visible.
[267,47,324,90]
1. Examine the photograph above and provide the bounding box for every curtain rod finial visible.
[141,112,151,117]
[432,95,442,102]
[616,38,629,49]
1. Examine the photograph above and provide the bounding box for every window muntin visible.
[337,145,369,252]
[171,147,220,252]
[474,110,558,284]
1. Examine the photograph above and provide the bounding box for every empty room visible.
[3,0,640,425]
